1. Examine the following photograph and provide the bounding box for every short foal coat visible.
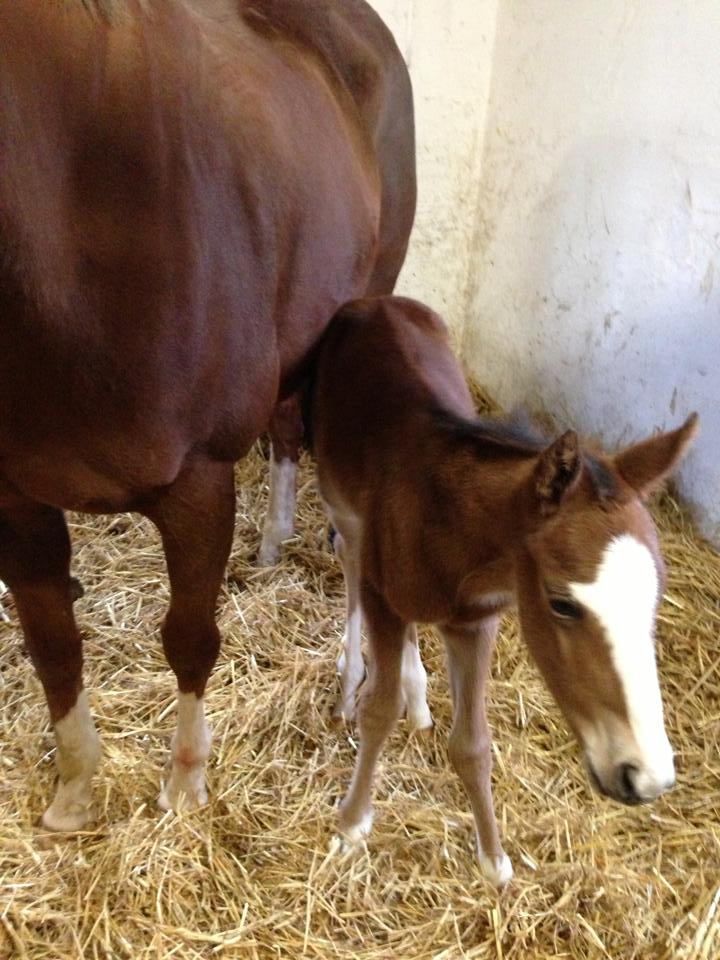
[0,0,415,829]
[310,296,697,887]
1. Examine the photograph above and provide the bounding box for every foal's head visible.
[515,414,698,805]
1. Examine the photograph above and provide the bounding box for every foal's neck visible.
[428,421,540,612]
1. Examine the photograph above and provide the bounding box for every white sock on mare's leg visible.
[158,692,212,811]
[42,689,101,831]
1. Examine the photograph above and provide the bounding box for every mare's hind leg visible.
[0,502,100,830]
[144,459,235,811]
[258,395,302,565]
[337,582,405,844]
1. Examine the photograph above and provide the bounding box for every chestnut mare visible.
[310,296,698,887]
[0,0,415,830]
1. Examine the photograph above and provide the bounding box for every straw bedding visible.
[1,417,718,959]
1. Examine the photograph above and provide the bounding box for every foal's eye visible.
[549,597,584,621]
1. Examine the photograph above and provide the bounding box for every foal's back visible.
[312,296,475,492]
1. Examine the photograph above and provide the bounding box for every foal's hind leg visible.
[144,459,235,811]
[337,582,405,845]
[0,503,100,830]
[332,531,364,723]
[401,625,433,733]
[258,395,302,565]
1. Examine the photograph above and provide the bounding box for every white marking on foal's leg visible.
[42,690,101,831]
[0,579,10,623]
[258,454,296,565]
[332,808,374,856]
[478,846,514,889]
[401,627,433,732]
[158,693,212,811]
[333,605,364,722]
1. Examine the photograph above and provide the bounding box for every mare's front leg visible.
[442,619,513,888]
[338,582,405,844]
[144,458,235,811]
[0,503,100,830]
[258,395,302,565]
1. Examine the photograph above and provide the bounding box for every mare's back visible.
[0,0,386,505]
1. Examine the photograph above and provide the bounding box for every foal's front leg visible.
[337,582,405,844]
[0,503,100,830]
[144,458,235,811]
[442,619,513,888]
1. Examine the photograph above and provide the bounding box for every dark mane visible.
[431,407,547,457]
[75,0,151,20]
[433,406,621,499]
[584,453,620,501]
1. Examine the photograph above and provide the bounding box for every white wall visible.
[465,0,720,543]
[370,0,499,347]
[370,0,719,544]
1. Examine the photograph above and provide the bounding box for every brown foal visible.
[310,296,698,887]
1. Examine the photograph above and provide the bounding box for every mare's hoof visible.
[158,773,208,813]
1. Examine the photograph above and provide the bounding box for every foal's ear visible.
[534,430,581,514]
[614,413,699,499]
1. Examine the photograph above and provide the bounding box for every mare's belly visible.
[0,435,186,513]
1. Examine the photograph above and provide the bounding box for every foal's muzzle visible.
[586,760,675,806]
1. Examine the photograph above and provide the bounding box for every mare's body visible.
[0,0,415,829]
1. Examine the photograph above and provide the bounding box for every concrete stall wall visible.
[369,0,719,544]
[369,0,498,345]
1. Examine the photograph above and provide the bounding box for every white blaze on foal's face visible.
[570,534,675,801]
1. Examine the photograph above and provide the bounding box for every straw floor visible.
[1,434,719,959]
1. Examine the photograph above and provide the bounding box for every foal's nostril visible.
[617,763,642,805]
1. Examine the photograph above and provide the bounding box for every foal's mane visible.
[433,407,620,499]
[432,407,546,458]
[74,0,151,20]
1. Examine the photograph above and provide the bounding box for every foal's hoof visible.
[42,798,93,832]
[479,851,513,889]
[333,810,373,855]
[409,721,434,739]
[257,544,281,567]
[331,701,356,725]
[406,705,433,735]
